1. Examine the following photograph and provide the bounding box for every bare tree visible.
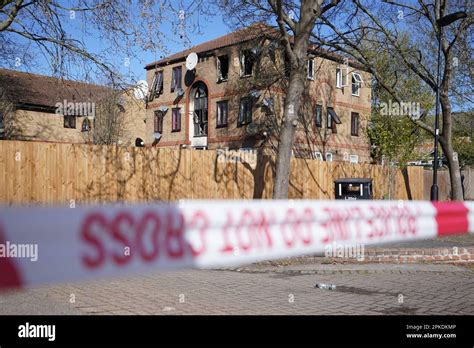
[314,0,473,200]
[219,0,340,198]
[83,90,126,145]
[0,0,213,85]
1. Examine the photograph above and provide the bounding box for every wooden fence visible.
[0,140,424,205]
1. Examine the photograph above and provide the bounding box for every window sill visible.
[240,74,252,79]
[216,124,228,129]
[193,134,208,138]
[351,93,360,97]
[217,78,228,83]
[171,129,181,133]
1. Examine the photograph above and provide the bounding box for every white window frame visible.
[307,59,314,80]
[349,155,359,164]
[336,66,348,88]
[336,68,342,88]
[352,72,362,97]
[313,151,323,161]
[325,152,333,162]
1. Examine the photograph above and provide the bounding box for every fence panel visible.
[0,140,425,205]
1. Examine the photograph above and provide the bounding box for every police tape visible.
[0,200,473,289]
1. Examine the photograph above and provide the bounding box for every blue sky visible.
[2,4,229,84]
[118,16,230,82]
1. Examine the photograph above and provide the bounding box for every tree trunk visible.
[272,65,306,199]
[439,137,463,200]
[270,0,329,198]
[439,88,463,200]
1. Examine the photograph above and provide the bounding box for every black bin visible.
[335,178,373,200]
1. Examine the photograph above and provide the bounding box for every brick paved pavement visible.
[1,263,473,315]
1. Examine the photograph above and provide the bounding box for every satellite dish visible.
[158,105,168,112]
[186,52,198,70]
[263,97,274,107]
[133,80,148,100]
[176,88,185,97]
[249,89,260,99]
[153,132,161,140]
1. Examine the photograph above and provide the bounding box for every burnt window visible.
[238,97,252,126]
[217,55,229,81]
[240,50,255,77]
[216,100,228,127]
[154,110,163,133]
[315,104,322,128]
[64,115,76,129]
[193,85,208,136]
[351,112,359,136]
[172,108,181,132]
[171,66,182,92]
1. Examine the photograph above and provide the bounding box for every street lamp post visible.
[430,11,467,201]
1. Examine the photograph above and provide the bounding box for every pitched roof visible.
[0,68,111,110]
[145,23,278,69]
[145,23,368,72]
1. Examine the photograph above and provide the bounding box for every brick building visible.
[145,24,372,163]
[0,68,146,146]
